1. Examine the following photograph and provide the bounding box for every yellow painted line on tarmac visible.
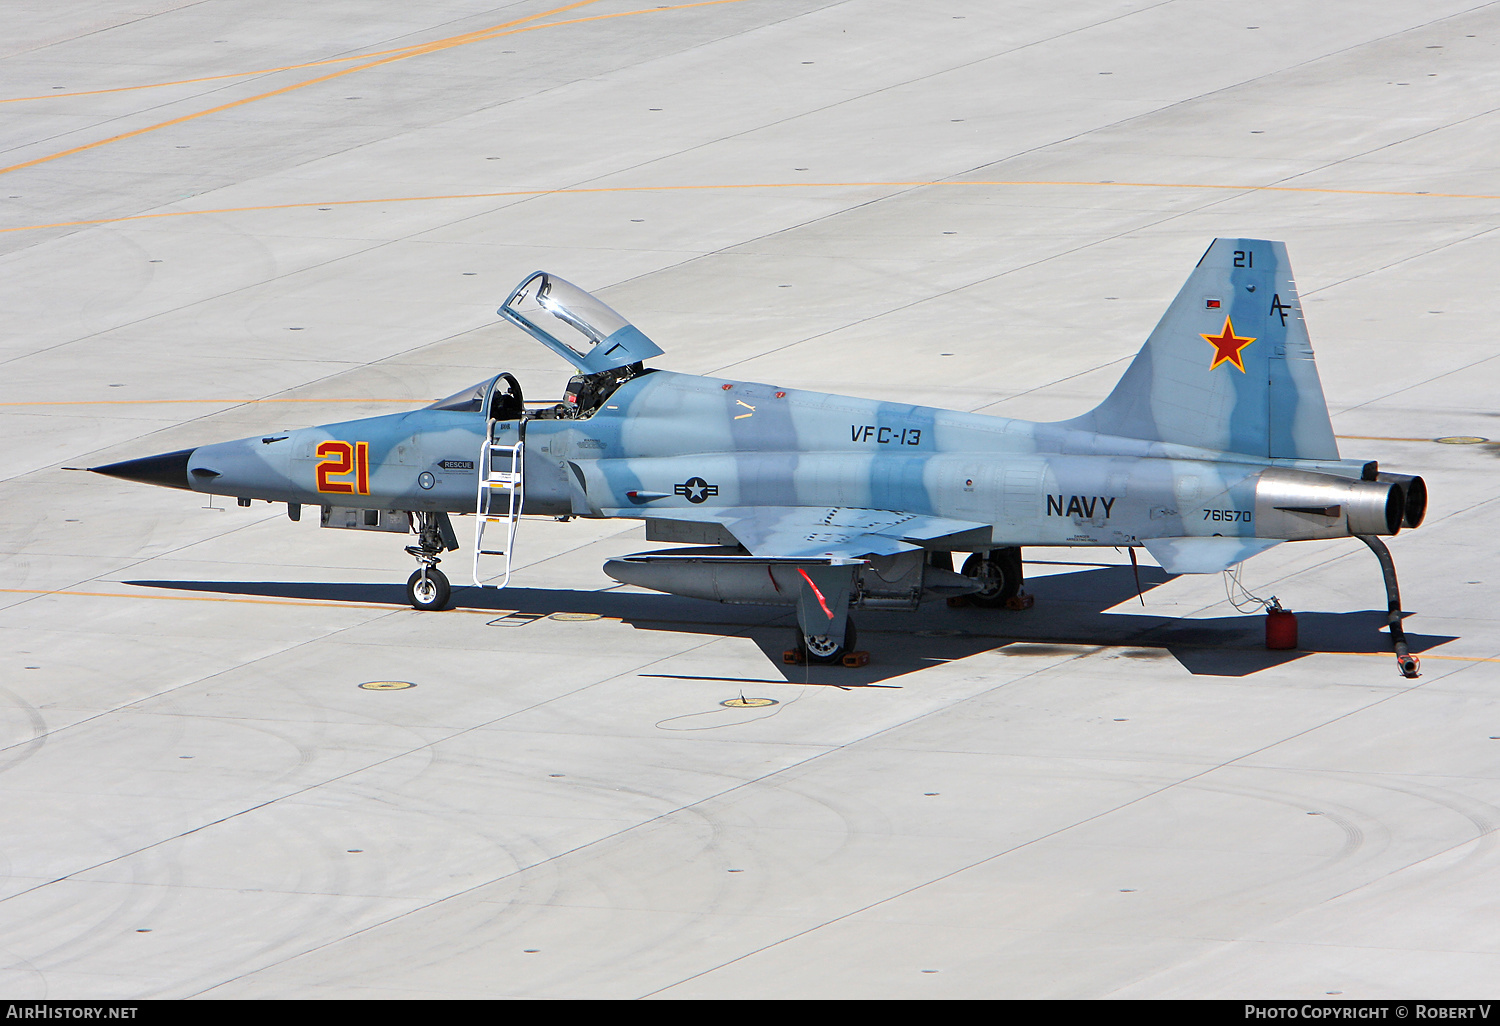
[6,177,1498,235]
[0,0,749,106]
[0,1,747,179]
[0,587,1492,667]
[0,398,419,407]
[0,585,390,611]
[2,397,564,409]
[0,0,600,178]
[1011,643,1500,666]
[0,586,623,620]
[1344,651,1500,663]
[0,1,601,105]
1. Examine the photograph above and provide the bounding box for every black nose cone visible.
[88,448,197,491]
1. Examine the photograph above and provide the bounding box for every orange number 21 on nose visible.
[316,441,369,494]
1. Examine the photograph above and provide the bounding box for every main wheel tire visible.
[961,549,1022,608]
[407,567,451,611]
[798,619,857,665]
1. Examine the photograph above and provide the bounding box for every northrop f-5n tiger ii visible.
[86,239,1428,676]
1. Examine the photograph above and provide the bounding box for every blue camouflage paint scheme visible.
[1063,238,1337,461]
[96,239,1422,644]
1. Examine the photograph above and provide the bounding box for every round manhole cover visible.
[359,681,416,691]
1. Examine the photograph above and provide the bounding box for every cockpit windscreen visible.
[424,375,498,413]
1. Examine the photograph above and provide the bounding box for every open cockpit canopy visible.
[499,272,663,375]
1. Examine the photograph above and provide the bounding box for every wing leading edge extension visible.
[608,505,994,560]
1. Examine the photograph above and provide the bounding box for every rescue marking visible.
[359,681,415,690]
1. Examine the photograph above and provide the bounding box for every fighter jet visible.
[86,239,1428,676]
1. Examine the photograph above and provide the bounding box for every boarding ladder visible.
[474,421,524,589]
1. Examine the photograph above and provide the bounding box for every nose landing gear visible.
[405,511,459,611]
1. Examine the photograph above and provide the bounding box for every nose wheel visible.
[403,511,458,611]
[407,566,450,611]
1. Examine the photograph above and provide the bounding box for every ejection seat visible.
[487,372,525,422]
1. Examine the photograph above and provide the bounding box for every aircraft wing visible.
[607,505,994,560]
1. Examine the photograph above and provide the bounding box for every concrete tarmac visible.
[2,0,1499,999]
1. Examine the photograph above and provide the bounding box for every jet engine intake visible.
[1254,468,1405,540]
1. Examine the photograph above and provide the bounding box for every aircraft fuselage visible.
[180,368,1398,552]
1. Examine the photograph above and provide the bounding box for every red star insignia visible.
[1201,316,1256,372]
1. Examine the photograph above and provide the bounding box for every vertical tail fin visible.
[1061,238,1338,460]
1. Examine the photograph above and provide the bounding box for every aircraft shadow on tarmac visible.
[126,564,1453,684]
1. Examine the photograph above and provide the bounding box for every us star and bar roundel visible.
[1200,316,1257,373]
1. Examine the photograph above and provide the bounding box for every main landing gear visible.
[782,564,870,667]
[787,619,861,666]
[405,511,458,611]
[958,547,1025,608]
